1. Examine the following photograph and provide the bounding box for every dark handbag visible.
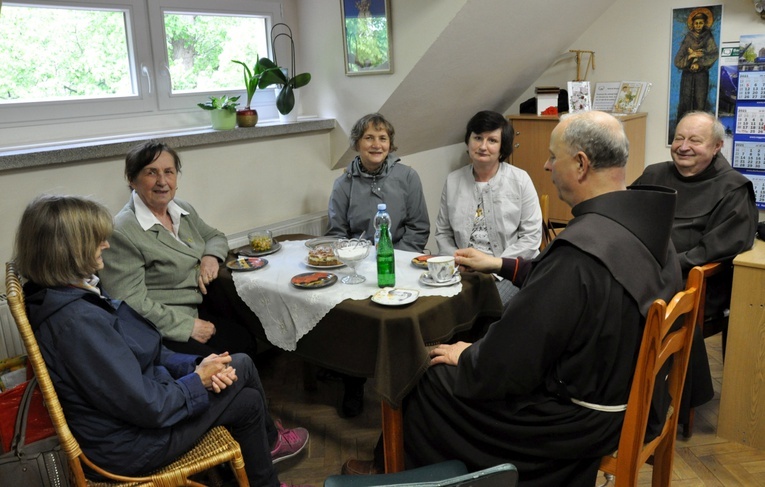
[0,377,69,486]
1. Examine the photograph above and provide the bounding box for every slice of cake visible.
[308,245,341,266]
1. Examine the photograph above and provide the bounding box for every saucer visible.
[236,241,282,257]
[419,272,461,287]
[372,288,419,306]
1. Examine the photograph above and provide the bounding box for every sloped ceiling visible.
[336,0,619,166]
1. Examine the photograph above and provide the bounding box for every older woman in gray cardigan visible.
[100,140,256,357]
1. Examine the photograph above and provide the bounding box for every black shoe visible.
[342,378,365,418]
[317,367,344,382]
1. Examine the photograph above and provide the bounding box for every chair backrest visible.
[599,266,703,486]
[389,463,518,487]
[539,194,552,250]
[695,262,727,336]
[6,261,250,486]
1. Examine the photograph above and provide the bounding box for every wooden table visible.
[718,239,765,449]
[222,235,503,472]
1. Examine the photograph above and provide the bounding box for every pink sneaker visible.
[271,421,309,464]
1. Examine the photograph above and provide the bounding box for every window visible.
[0,4,135,103]
[147,0,277,112]
[0,0,281,143]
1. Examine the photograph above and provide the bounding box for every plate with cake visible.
[226,257,268,272]
[411,254,436,269]
[290,272,338,289]
[305,245,345,269]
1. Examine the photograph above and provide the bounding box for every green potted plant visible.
[197,95,240,130]
[231,58,263,127]
[257,23,311,122]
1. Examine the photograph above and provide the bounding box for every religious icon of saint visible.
[673,7,719,121]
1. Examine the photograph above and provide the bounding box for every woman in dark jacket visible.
[13,194,309,487]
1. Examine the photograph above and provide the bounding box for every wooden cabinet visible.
[717,239,765,449]
[507,113,647,224]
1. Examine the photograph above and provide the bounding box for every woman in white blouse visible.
[435,110,542,303]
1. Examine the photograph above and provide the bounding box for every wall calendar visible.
[731,34,765,209]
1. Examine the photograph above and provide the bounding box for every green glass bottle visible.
[376,219,396,288]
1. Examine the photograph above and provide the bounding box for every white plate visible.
[304,258,346,270]
[305,237,339,249]
[419,272,461,287]
[372,288,419,306]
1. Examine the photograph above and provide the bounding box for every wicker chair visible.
[598,266,703,487]
[5,261,250,487]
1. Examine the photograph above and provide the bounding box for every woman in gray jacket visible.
[327,113,430,252]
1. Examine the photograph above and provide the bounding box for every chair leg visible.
[650,438,676,487]
[230,457,250,487]
[302,361,318,392]
[682,408,694,438]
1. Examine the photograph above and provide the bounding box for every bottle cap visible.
[377,203,387,210]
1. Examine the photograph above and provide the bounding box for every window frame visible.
[146,0,279,113]
[0,0,155,124]
[0,0,281,136]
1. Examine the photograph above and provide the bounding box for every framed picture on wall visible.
[340,0,393,76]
[667,5,723,145]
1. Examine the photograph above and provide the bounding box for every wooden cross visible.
[569,50,595,81]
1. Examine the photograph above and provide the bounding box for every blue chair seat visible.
[324,461,518,487]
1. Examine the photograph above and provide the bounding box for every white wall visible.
[508,0,763,168]
[0,133,337,265]
[296,0,467,165]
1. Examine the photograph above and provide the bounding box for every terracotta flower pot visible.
[237,108,258,128]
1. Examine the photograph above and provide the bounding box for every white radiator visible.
[0,294,25,361]
[227,211,329,249]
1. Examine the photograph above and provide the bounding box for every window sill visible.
[0,117,336,173]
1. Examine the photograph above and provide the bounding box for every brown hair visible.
[464,110,514,162]
[349,113,398,153]
[124,140,182,184]
[14,194,113,287]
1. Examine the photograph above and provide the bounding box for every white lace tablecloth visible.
[232,240,461,351]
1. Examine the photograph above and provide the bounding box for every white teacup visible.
[427,256,456,283]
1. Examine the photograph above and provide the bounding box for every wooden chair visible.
[681,261,728,438]
[599,266,703,487]
[5,261,250,487]
[539,194,553,250]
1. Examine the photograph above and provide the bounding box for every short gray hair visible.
[559,113,630,169]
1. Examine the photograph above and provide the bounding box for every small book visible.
[567,81,591,113]
[612,81,651,114]
[592,82,621,111]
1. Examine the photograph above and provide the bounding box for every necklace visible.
[474,183,484,218]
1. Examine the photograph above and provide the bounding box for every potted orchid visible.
[257,23,311,122]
